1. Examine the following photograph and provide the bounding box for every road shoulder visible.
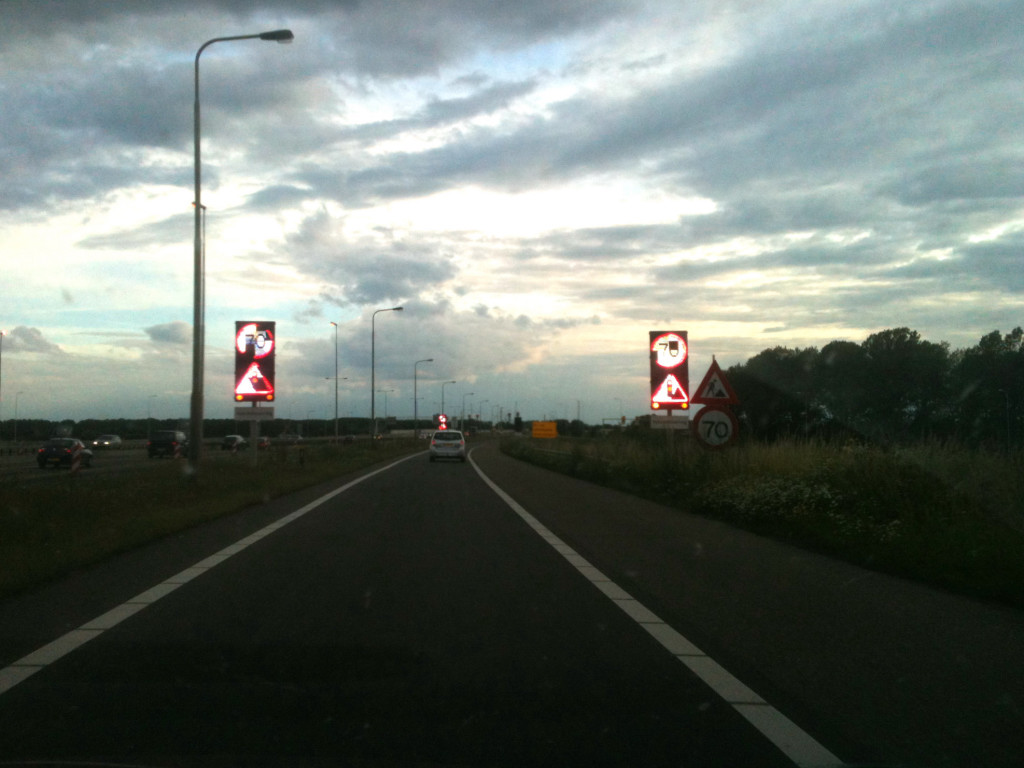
[471,439,1024,768]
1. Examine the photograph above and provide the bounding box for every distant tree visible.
[858,328,951,441]
[729,346,822,439]
[951,328,1024,448]
[816,340,870,435]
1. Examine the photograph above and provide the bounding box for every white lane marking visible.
[469,448,844,768]
[0,452,421,698]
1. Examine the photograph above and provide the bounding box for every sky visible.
[0,0,1021,426]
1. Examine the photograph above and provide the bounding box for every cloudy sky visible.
[1,0,1021,425]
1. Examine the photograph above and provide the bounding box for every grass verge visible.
[501,434,1024,609]
[0,440,422,600]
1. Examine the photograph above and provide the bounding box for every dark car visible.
[90,434,122,450]
[222,434,248,451]
[147,430,187,458]
[37,438,93,469]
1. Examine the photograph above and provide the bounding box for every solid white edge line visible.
[468,446,845,768]
[0,451,422,698]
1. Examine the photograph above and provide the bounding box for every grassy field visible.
[501,433,1024,609]
[0,440,423,600]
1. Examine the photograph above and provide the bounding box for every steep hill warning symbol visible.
[651,373,689,408]
[235,362,275,400]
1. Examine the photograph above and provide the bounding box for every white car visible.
[429,429,466,462]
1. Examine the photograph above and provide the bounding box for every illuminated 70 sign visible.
[234,321,276,402]
[649,330,689,410]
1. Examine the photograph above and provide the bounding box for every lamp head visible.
[260,29,294,43]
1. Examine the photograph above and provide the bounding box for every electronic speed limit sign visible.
[693,406,738,449]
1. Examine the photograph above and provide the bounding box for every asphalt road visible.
[0,441,1021,767]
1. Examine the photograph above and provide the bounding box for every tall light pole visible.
[414,358,433,438]
[378,389,394,424]
[330,321,339,442]
[189,28,294,474]
[441,380,456,418]
[461,392,475,431]
[325,374,348,440]
[147,394,158,441]
[370,306,403,437]
[0,330,5,441]
[13,391,24,447]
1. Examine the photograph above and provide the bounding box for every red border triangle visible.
[692,359,739,405]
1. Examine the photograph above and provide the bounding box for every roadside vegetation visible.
[501,432,1024,608]
[0,440,422,600]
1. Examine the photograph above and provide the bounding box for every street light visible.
[370,306,403,437]
[147,394,158,441]
[414,358,433,439]
[378,389,394,424]
[13,391,24,447]
[189,28,294,474]
[461,392,475,431]
[441,380,456,417]
[325,371,348,441]
[330,322,339,443]
[0,330,5,441]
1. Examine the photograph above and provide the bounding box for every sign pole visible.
[250,403,259,467]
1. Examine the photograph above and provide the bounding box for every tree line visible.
[725,326,1023,448]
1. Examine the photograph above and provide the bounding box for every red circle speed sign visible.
[693,406,738,449]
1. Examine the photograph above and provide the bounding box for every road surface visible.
[1,440,1022,767]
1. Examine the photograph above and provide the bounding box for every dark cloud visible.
[282,210,458,306]
[144,321,192,345]
[2,326,65,354]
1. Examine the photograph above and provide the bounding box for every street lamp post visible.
[370,306,403,437]
[325,373,348,440]
[189,28,294,474]
[0,330,4,442]
[13,391,24,447]
[441,380,456,418]
[330,322,339,442]
[378,389,394,424]
[461,392,475,431]
[414,358,433,439]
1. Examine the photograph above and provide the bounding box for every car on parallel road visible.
[90,434,123,450]
[147,430,187,458]
[429,429,466,462]
[37,438,93,469]
[221,435,248,451]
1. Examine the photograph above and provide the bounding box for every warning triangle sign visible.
[692,359,739,405]
[235,362,275,397]
[652,373,689,407]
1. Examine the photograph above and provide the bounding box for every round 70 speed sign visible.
[694,406,738,449]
